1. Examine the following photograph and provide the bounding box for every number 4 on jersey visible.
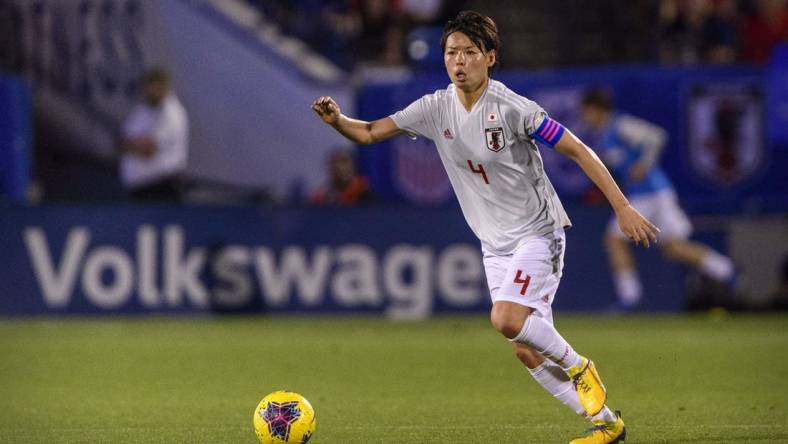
[467,160,489,184]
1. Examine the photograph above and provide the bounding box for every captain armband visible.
[532,116,566,147]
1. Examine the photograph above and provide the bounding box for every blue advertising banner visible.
[0,205,489,317]
[0,204,686,316]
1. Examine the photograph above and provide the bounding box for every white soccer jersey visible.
[390,79,571,254]
[121,93,189,189]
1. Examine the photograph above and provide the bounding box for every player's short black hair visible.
[142,67,170,85]
[581,89,613,111]
[440,11,500,76]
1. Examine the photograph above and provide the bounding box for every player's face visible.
[580,106,606,130]
[143,81,168,107]
[444,32,494,92]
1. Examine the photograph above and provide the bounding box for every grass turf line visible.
[0,314,787,443]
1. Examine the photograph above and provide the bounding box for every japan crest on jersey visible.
[485,127,505,152]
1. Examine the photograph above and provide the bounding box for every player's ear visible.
[487,50,496,69]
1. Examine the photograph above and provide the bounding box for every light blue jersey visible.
[597,113,673,196]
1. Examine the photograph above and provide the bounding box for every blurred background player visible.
[117,67,189,202]
[313,11,661,444]
[580,88,736,311]
[310,148,374,206]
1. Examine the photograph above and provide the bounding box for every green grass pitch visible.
[1,313,787,443]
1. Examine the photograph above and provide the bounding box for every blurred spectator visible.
[321,1,363,68]
[117,68,189,202]
[250,0,788,69]
[353,0,406,66]
[311,148,374,206]
[700,0,740,63]
[254,0,406,67]
[658,0,711,64]
[400,0,444,25]
[741,0,788,63]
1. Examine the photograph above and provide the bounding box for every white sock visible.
[591,405,618,424]
[699,251,734,282]
[528,360,619,423]
[528,360,586,417]
[614,269,642,306]
[510,315,582,371]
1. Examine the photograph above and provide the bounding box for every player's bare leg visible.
[490,301,607,416]
[604,234,642,309]
[604,233,636,272]
[661,239,735,283]
[661,238,707,265]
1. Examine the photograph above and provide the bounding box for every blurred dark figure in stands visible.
[311,148,373,206]
[658,0,740,64]
[320,1,363,68]
[117,68,189,202]
[399,0,444,25]
[700,0,740,63]
[354,0,406,66]
[741,0,788,63]
[275,0,407,67]
[658,0,709,64]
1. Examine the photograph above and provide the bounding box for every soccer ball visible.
[253,390,316,444]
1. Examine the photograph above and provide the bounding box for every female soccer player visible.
[312,11,658,444]
[580,88,736,312]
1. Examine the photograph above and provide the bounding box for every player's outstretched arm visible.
[554,130,660,247]
[311,96,403,145]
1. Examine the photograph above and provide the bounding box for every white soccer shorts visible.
[606,189,692,241]
[483,229,566,325]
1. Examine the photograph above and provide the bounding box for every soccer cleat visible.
[569,410,626,444]
[568,357,607,416]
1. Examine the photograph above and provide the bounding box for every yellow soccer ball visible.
[253,390,316,444]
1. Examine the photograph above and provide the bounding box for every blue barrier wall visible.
[0,75,31,203]
[0,204,688,316]
[357,64,787,214]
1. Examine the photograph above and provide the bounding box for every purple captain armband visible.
[532,116,566,147]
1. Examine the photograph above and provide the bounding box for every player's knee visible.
[661,239,681,260]
[490,303,529,339]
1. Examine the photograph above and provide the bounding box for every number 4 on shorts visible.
[514,270,531,296]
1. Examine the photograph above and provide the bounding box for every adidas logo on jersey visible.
[443,128,454,140]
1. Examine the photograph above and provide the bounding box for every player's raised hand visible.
[615,204,660,248]
[312,96,341,125]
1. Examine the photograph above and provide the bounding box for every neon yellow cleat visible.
[568,357,607,416]
[569,410,626,444]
